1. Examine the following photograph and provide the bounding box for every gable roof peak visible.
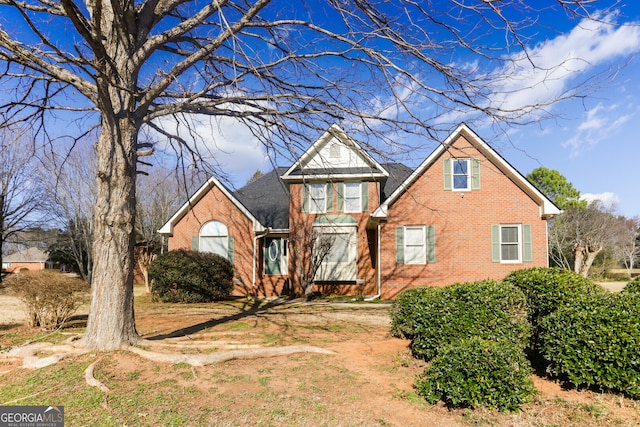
[281,125,389,181]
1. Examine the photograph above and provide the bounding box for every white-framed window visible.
[396,225,436,265]
[452,159,470,190]
[310,183,327,213]
[499,224,521,263]
[343,182,361,213]
[264,238,288,275]
[199,220,229,259]
[491,224,532,264]
[404,226,426,264]
[314,226,357,281]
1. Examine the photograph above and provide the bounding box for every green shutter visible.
[427,225,436,264]
[337,183,345,212]
[361,182,369,212]
[192,236,199,251]
[443,158,452,190]
[471,159,481,190]
[302,184,309,213]
[523,224,532,262]
[327,183,334,212]
[396,227,405,264]
[228,236,235,265]
[491,225,500,262]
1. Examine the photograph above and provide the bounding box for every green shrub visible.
[389,286,440,339]
[537,292,640,398]
[400,280,530,361]
[5,270,89,330]
[502,267,605,325]
[415,337,536,411]
[622,276,640,294]
[149,249,234,303]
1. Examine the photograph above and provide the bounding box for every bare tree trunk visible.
[82,121,139,350]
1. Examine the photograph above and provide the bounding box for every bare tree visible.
[0,0,621,349]
[611,215,640,277]
[289,226,334,297]
[0,128,44,282]
[551,201,619,278]
[135,167,183,293]
[42,143,97,283]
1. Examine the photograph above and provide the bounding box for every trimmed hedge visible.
[391,280,530,361]
[537,292,640,398]
[389,286,440,339]
[149,249,234,303]
[623,276,640,294]
[502,267,605,325]
[415,337,536,411]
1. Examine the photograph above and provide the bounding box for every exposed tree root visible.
[128,342,335,366]
[84,360,110,392]
[1,338,335,381]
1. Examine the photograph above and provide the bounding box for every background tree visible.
[527,167,587,210]
[42,143,97,283]
[0,0,621,349]
[135,167,184,293]
[289,226,335,297]
[611,215,640,277]
[551,201,619,277]
[0,127,44,283]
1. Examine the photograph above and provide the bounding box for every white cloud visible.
[563,102,632,156]
[581,191,620,209]
[488,12,640,115]
[152,113,270,187]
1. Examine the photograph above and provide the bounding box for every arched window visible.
[199,221,229,259]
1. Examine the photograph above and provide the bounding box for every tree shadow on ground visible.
[145,299,290,341]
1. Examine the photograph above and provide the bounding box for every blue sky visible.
[197,2,640,217]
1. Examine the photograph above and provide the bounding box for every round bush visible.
[502,267,605,325]
[537,292,640,398]
[149,249,234,303]
[415,337,536,411]
[402,280,530,361]
[623,276,640,294]
[389,286,440,339]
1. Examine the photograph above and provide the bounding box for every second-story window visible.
[344,182,361,212]
[310,183,327,213]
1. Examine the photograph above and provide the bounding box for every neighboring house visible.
[159,123,561,299]
[2,247,59,273]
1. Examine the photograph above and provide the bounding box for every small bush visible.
[537,292,640,398]
[502,267,605,325]
[396,280,530,361]
[622,276,640,294]
[149,249,234,303]
[389,286,440,339]
[415,337,536,411]
[5,270,88,330]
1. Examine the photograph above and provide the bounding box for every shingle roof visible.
[381,163,413,202]
[4,247,49,263]
[233,167,291,229]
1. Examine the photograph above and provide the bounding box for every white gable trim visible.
[371,123,561,220]
[158,176,265,236]
[281,124,389,181]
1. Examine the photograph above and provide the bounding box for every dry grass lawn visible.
[0,287,638,426]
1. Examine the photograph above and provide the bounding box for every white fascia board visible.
[281,124,389,181]
[157,176,265,236]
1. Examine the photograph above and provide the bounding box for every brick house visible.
[2,247,60,273]
[159,123,560,299]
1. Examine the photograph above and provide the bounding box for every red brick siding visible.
[167,186,290,296]
[287,181,382,296]
[379,135,548,299]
